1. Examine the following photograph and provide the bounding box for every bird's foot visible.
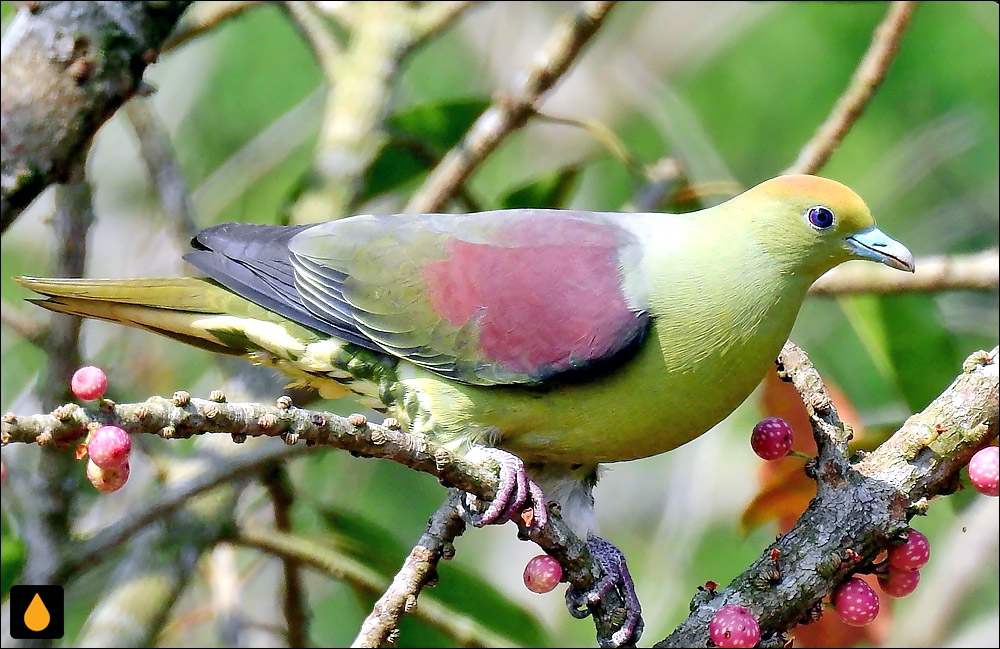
[566,535,643,648]
[463,447,548,529]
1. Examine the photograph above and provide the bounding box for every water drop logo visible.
[10,585,64,639]
[24,593,51,631]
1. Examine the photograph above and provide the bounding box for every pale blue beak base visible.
[845,227,915,272]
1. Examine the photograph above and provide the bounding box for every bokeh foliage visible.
[1,2,997,647]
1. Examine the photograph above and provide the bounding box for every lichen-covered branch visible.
[785,1,916,175]
[1,394,500,498]
[775,341,852,476]
[809,249,999,295]
[286,0,482,223]
[656,345,998,647]
[406,0,619,214]
[1,391,633,646]
[1,1,191,232]
[354,492,467,648]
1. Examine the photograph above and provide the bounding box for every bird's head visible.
[739,174,914,279]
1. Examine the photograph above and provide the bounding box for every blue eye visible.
[807,206,835,229]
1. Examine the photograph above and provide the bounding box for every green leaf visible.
[876,294,960,412]
[360,99,490,201]
[840,293,962,413]
[499,165,581,210]
[389,99,489,151]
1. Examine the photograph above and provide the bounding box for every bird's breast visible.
[397,269,808,464]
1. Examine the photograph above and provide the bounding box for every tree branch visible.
[16,176,93,593]
[2,392,634,645]
[285,0,483,223]
[405,0,619,214]
[124,97,198,241]
[656,344,998,647]
[261,463,309,648]
[785,1,917,175]
[353,491,467,648]
[53,443,311,584]
[233,525,515,648]
[160,0,263,54]
[809,249,999,296]
[1,1,191,232]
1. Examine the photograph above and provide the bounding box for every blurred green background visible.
[1,2,997,647]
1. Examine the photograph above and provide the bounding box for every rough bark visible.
[1,0,190,231]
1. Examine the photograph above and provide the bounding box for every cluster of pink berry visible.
[704,530,931,645]
[743,417,1000,639]
[830,527,930,628]
[71,366,132,493]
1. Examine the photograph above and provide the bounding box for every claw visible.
[566,536,643,648]
[465,447,547,528]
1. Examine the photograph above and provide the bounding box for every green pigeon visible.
[18,174,913,646]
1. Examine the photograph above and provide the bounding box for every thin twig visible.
[56,444,312,583]
[535,111,643,175]
[0,300,51,348]
[411,1,482,38]
[786,1,917,175]
[124,98,198,241]
[262,463,309,648]
[353,491,466,648]
[234,526,515,648]
[283,1,343,85]
[1,396,502,499]
[161,1,264,54]
[406,0,619,213]
[810,249,1000,295]
[18,175,94,586]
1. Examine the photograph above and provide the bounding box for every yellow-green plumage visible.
[17,175,913,536]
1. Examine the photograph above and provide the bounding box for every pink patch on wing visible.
[422,218,641,375]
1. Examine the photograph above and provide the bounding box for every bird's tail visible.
[15,276,320,356]
[15,276,393,403]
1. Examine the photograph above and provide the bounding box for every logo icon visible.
[9,585,64,639]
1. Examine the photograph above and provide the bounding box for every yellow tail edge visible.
[15,276,249,355]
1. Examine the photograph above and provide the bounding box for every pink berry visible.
[708,604,760,648]
[86,459,130,493]
[523,555,562,594]
[751,417,794,460]
[87,426,131,469]
[832,577,880,627]
[71,366,107,401]
[968,446,999,497]
[887,529,930,572]
[878,568,920,597]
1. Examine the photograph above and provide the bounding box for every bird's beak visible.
[845,227,915,273]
